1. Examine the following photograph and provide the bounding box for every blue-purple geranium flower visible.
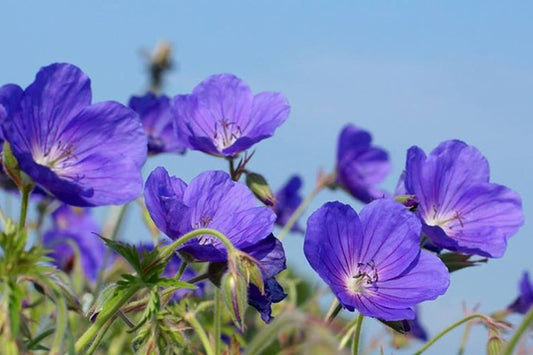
[0,63,147,206]
[172,74,290,157]
[404,140,524,258]
[304,199,449,321]
[273,175,304,232]
[336,124,392,203]
[43,204,106,282]
[507,271,533,315]
[144,167,277,262]
[129,92,186,155]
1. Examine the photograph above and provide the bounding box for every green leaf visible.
[156,278,197,290]
[439,252,488,273]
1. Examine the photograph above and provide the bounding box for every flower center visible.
[213,119,241,150]
[425,205,465,232]
[33,141,76,173]
[194,216,215,245]
[347,260,379,294]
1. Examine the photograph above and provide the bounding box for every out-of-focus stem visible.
[351,313,364,355]
[502,306,533,355]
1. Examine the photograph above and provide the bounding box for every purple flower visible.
[144,167,276,262]
[129,92,186,155]
[1,63,147,206]
[304,199,449,321]
[172,74,290,157]
[273,175,304,232]
[508,271,533,314]
[336,125,392,203]
[43,204,106,282]
[404,140,524,258]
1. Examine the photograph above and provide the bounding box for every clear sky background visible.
[2,1,532,353]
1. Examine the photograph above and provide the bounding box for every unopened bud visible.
[487,331,504,355]
[238,253,264,294]
[2,141,22,188]
[394,194,419,211]
[221,272,248,330]
[246,172,276,206]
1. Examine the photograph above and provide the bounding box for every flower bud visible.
[486,331,504,355]
[237,253,264,295]
[394,194,419,211]
[246,172,276,206]
[221,271,248,330]
[2,141,22,188]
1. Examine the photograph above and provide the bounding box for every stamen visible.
[348,260,379,294]
[213,118,241,150]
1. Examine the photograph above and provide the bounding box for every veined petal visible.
[23,101,147,206]
[17,63,91,154]
[192,74,253,128]
[144,167,189,238]
[430,183,524,257]
[304,202,363,285]
[374,251,449,308]
[358,199,422,280]
[406,140,490,224]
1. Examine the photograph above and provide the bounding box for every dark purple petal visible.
[508,271,533,314]
[248,277,287,323]
[144,167,190,238]
[242,234,286,279]
[43,205,106,281]
[0,84,23,141]
[129,93,186,155]
[373,251,449,308]
[336,124,392,203]
[406,308,429,341]
[304,201,363,280]
[358,199,422,280]
[273,175,304,232]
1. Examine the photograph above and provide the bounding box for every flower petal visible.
[373,250,450,308]
[304,201,363,281]
[358,199,422,280]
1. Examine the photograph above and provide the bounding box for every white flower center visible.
[213,119,241,150]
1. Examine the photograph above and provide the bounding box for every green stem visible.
[94,204,130,294]
[502,306,533,355]
[324,298,341,323]
[85,315,116,355]
[161,228,235,261]
[414,314,490,355]
[351,313,364,355]
[214,287,222,355]
[278,184,323,241]
[75,283,142,352]
[457,321,473,355]
[186,313,215,355]
[176,261,188,280]
[18,184,32,234]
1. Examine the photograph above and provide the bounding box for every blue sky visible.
[2,1,532,353]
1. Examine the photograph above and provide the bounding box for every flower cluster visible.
[0,61,528,354]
